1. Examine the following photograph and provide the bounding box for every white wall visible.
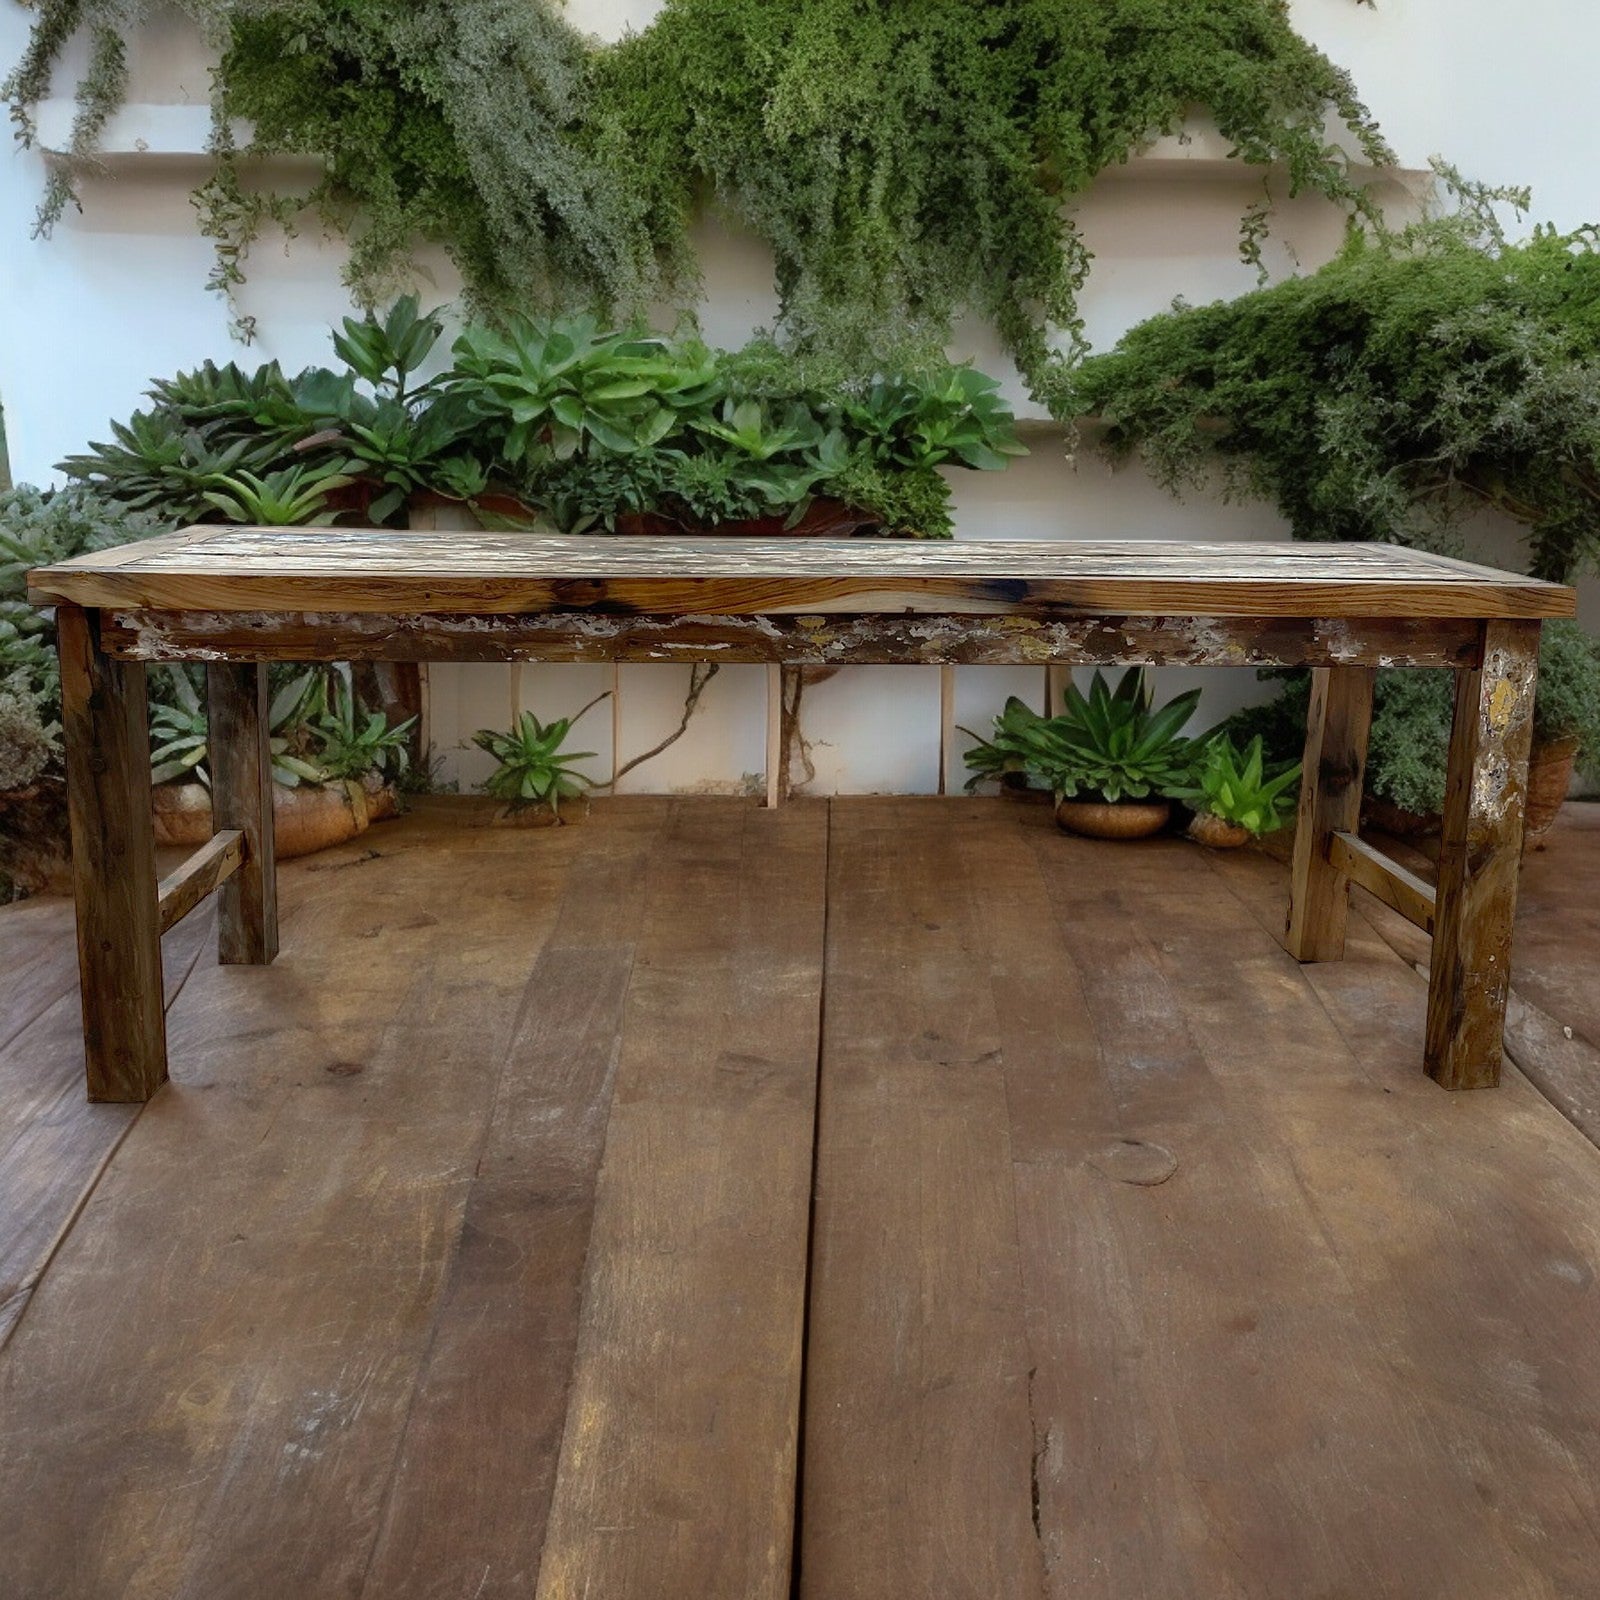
[3,0,1596,793]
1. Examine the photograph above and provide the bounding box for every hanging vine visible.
[5,0,1392,407]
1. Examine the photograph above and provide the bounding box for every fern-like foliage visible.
[6,0,1390,393]
[1071,185,1600,582]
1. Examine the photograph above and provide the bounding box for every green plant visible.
[967,669,1201,803]
[1072,191,1600,583]
[1044,669,1202,802]
[1174,734,1300,835]
[58,411,282,521]
[10,1,1388,395]
[56,309,1025,537]
[960,697,1054,793]
[0,678,55,792]
[1224,621,1600,819]
[0,485,173,722]
[472,696,605,815]
[449,315,719,466]
[148,667,330,787]
[1532,619,1600,755]
[312,674,417,780]
[199,461,353,526]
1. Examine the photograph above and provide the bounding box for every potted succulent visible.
[149,667,414,858]
[1523,619,1600,845]
[967,669,1200,839]
[473,696,606,825]
[1175,735,1301,848]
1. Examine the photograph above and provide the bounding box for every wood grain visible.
[534,800,826,1600]
[57,604,168,1102]
[0,902,214,1350]
[1329,829,1437,934]
[358,803,664,1600]
[1426,619,1542,1089]
[30,530,1575,618]
[800,801,1045,1600]
[206,663,278,965]
[156,829,244,933]
[99,608,1490,668]
[1285,666,1375,962]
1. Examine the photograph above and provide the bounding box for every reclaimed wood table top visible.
[29,527,1576,619]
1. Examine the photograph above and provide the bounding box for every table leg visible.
[1286,665,1375,962]
[1425,619,1540,1089]
[58,605,168,1102]
[206,663,278,965]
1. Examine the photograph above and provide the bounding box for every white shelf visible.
[33,99,1429,192]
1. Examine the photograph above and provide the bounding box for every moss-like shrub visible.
[1223,621,1600,816]
[1071,203,1600,582]
[8,0,1390,395]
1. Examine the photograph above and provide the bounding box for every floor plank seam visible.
[0,903,217,1356]
[789,797,834,1600]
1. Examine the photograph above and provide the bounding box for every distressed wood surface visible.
[156,830,244,933]
[1285,666,1375,963]
[98,608,1490,668]
[6,801,1600,1595]
[31,530,1575,618]
[533,801,825,1600]
[57,605,168,1103]
[357,804,666,1599]
[0,899,214,1350]
[0,808,574,1598]
[1329,830,1437,934]
[1426,619,1542,1089]
[800,803,1045,1600]
[206,663,278,966]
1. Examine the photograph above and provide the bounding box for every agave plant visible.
[449,315,718,465]
[472,695,606,816]
[960,696,1054,793]
[200,461,352,526]
[1175,735,1301,836]
[148,668,329,788]
[311,673,416,781]
[971,669,1200,804]
[1043,669,1201,803]
[59,411,279,521]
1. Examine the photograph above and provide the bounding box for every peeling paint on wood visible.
[100,610,1487,669]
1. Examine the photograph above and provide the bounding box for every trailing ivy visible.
[1070,194,1600,582]
[593,0,1391,408]
[6,0,1390,397]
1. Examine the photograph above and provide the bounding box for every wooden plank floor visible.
[2,797,1600,1597]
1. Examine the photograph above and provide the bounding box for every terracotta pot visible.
[152,779,391,859]
[1054,797,1171,840]
[1524,736,1579,849]
[1186,811,1253,849]
[1361,795,1442,839]
[360,771,401,822]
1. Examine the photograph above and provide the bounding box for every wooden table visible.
[29,528,1574,1103]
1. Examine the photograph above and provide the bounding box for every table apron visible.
[98,610,1486,670]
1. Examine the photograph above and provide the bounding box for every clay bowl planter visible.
[1361,795,1442,839]
[1524,736,1580,849]
[1055,796,1171,840]
[153,778,397,860]
[1186,811,1253,849]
